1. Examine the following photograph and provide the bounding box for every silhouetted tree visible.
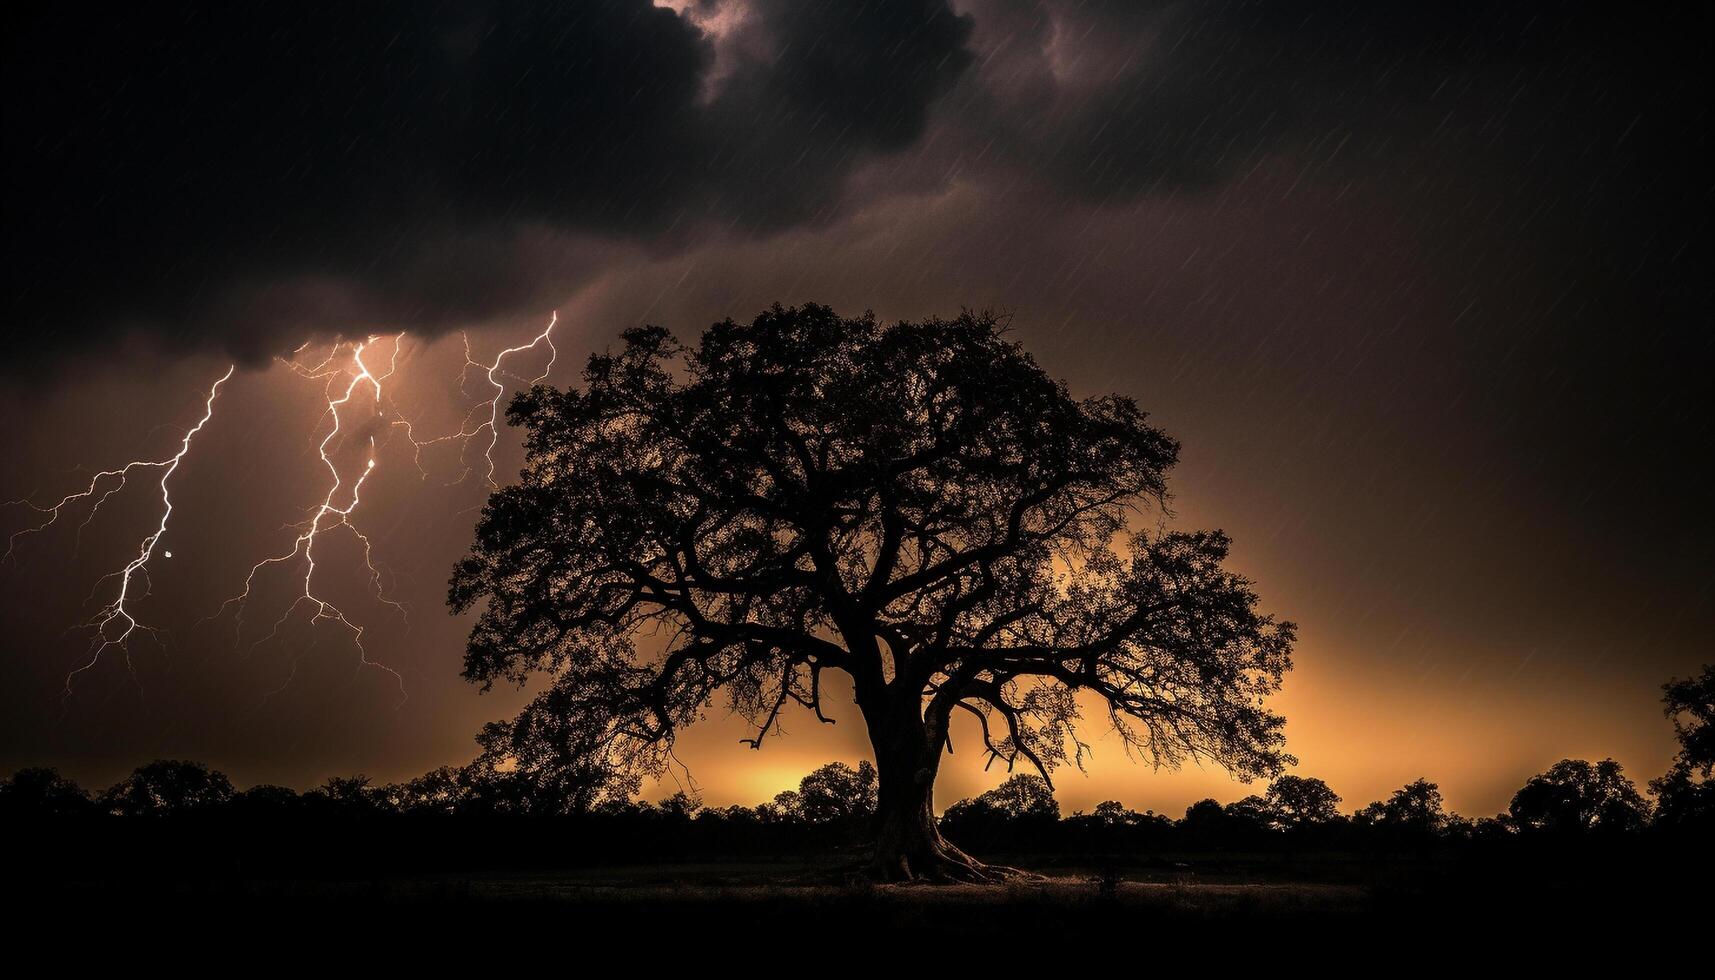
[655,791,702,822]
[1509,759,1649,834]
[1223,794,1273,829]
[1089,800,1139,826]
[1171,795,1272,847]
[450,304,1295,880]
[384,767,468,815]
[794,760,878,825]
[1451,814,1515,842]
[461,718,643,815]
[1651,665,1714,828]
[706,804,763,825]
[229,784,301,817]
[1177,798,1236,848]
[1062,799,1173,852]
[976,774,1061,822]
[940,774,1060,852]
[765,790,805,823]
[0,767,95,819]
[1355,779,1447,836]
[305,774,385,816]
[99,760,234,816]
[1265,775,1341,829]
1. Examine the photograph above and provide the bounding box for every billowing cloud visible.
[4,0,1703,381]
[5,0,973,364]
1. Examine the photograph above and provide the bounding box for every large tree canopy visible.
[451,304,1294,878]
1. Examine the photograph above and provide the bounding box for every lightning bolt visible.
[398,311,558,488]
[206,336,408,705]
[0,365,237,694]
[6,462,160,563]
[8,313,561,710]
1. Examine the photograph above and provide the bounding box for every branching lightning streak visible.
[6,463,165,562]
[397,311,558,488]
[9,314,561,710]
[34,366,237,694]
[207,336,408,705]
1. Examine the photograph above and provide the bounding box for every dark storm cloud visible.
[941,1,1708,495]
[946,0,1690,199]
[4,0,972,365]
[4,0,1702,370]
[693,0,975,227]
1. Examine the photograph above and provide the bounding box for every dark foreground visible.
[17,851,1704,955]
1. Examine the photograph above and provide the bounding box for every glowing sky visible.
[2,1,1707,818]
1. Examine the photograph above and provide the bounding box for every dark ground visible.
[15,848,1704,957]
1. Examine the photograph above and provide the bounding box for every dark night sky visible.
[2,1,1709,816]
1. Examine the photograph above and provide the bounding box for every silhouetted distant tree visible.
[975,774,1061,822]
[1355,779,1447,835]
[1265,775,1342,829]
[229,784,301,817]
[1445,814,1514,842]
[461,719,643,815]
[655,791,702,822]
[1089,800,1139,826]
[940,774,1061,852]
[306,774,385,816]
[765,789,805,822]
[1177,798,1237,848]
[99,760,234,816]
[1223,794,1274,830]
[1061,799,1173,852]
[1169,795,1273,847]
[704,803,764,826]
[1509,759,1649,834]
[1651,665,1714,828]
[0,767,95,819]
[450,304,1295,880]
[794,761,878,825]
[384,767,468,815]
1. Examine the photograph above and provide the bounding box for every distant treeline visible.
[0,756,1706,880]
[5,667,1709,879]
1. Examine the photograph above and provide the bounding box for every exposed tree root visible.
[867,837,1043,884]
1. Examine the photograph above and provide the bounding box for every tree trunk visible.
[863,700,1020,882]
